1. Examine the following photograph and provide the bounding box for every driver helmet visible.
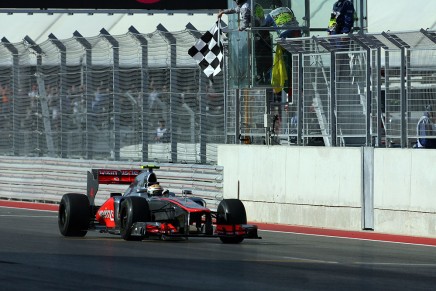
[235,0,247,5]
[147,183,163,197]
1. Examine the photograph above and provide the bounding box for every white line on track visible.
[0,206,56,213]
[0,214,57,218]
[245,255,339,264]
[354,262,436,267]
[260,229,436,248]
[283,256,339,264]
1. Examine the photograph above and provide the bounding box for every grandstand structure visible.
[0,0,435,164]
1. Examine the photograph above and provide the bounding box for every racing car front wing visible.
[130,222,261,240]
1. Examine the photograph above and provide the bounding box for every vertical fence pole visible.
[376,47,382,147]
[351,34,372,146]
[2,38,19,155]
[315,37,336,147]
[25,36,56,157]
[382,32,409,148]
[128,26,149,162]
[330,50,337,146]
[35,74,56,157]
[100,29,120,160]
[158,24,178,162]
[187,23,207,163]
[362,146,374,230]
[48,34,67,157]
[74,31,93,159]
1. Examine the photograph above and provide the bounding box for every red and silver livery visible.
[58,164,260,243]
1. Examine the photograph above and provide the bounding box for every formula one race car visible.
[58,165,260,244]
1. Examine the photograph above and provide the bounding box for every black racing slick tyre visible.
[217,199,247,244]
[119,196,151,241]
[58,193,90,237]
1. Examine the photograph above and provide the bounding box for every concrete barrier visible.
[373,148,436,237]
[2,146,436,238]
[218,145,436,238]
[0,157,223,209]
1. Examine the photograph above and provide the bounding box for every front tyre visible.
[119,196,151,241]
[58,193,90,237]
[217,199,247,244]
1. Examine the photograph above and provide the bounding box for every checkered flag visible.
[188,21,224,78]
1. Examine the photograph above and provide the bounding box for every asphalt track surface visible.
[1,201,436,290]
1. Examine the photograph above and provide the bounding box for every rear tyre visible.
[217,199,247,244]
[119,196,151,241]
[58,193,90,237]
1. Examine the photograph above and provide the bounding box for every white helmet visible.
[147,184,163,197]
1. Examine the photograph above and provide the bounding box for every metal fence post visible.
[187,23,207,163]
[352,34,372,146]
[2,38,19,155]
[382,32,409,148]
[128,26,149,162]
[157,24,178,162]
[362,146,374,230]
[296,52,304,146]
[73,31,93,159]
[316,37,336,146]
[24,36,56,157]
[100,29,120,161]
[48,33,68,158]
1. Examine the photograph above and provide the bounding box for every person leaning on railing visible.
[328,0,355,35]
[217,0,251,31]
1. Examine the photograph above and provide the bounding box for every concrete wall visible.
[218,145,436,238]
[374,149,436,237]
[0,157,223,209]
[218,145,363,230]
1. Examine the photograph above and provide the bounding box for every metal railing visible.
[275,29,436,148]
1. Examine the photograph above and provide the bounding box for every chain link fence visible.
[0,28,435,165]
[0,26,228,163]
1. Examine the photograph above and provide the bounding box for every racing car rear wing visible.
[87,169,141,206]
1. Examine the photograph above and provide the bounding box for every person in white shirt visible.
[155,119,168,142]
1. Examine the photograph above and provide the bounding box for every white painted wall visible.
[220,145,362,206]
[218,145,363,230]
[218,145,436,237]
[373,148,436,237]
[374,149,436,212]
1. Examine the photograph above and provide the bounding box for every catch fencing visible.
[0,28,435,165]
[0,25,227,164]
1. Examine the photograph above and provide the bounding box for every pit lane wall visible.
[218,145,436,238]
